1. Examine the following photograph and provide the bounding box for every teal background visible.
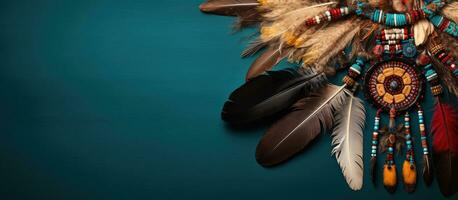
[0,0,452,199]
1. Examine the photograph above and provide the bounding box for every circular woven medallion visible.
[364,59,424,111]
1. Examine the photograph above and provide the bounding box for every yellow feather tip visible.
[402,160,416,185]
[383,164,397,187]
[282,31,297,46]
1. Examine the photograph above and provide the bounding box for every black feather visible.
[221,68,326,125]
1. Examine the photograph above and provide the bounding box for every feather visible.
[200,0,262,29]
[431,101,458,197]
[402,160,417,193]
[241,39,267,58]
[383,164,397,193]
[199,0,260,16]
[413,20,435,46]
[256,84,347,166]
[443,2,458,24]
[370,157,377,185]
[422,154,433,186]
[259,2,335,43]
[437,31,458,58]
[330,91,365,190]
[299,18,363,68]
[246,45,291,80]
[222,68,326,124]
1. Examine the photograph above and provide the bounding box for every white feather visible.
[331,90,365,191]
[413,20,435,46]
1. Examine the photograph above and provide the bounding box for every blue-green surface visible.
[0,0,453,199]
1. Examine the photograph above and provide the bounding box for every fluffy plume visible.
[258,2,335,43]
[331,90,365,190]
[222,68,326,124]
[443,2,458,24]
[413,20,435,46]
[431,101,458,197]
[437,31,458,58]
[402,160,417,193]
[299,18,363,68]
[256,84,346,166]
[383,164,397,193]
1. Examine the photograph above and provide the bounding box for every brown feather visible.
[437,31,458,58]
[246,45,291,80]
[255,84,347,166]
[423,154,433,186]
[199,0,260,16]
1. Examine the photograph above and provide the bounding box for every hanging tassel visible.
[402,112,416,193]
[382,108,399,193]
[417,105,433,186]
[370,109,382,185]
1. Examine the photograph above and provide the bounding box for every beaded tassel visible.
[403,112,417,193]
[419,60,436,185]
[370,109,382,185]
[383,108,398,193]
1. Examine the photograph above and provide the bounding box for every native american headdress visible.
[199,0,458,196]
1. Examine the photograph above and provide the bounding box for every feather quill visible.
[431,101,458,197]
[256,84,347,166]
[222,68,326,124]
[331,90,365,190]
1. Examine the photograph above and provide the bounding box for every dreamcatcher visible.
[199,0,458,196]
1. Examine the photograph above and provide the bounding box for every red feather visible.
[431,101,458,197]
[432,103,458,153]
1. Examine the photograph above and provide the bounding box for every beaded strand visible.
[370,109,382,158]
[305,7,350,26]
[417,107,430,156]
[404,112,415,165]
